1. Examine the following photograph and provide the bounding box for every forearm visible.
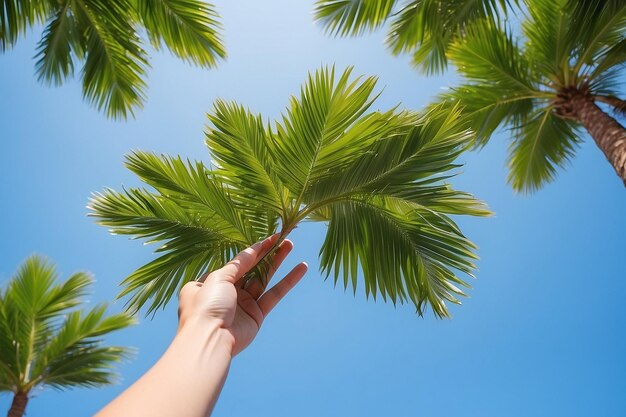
[97,319,233,417]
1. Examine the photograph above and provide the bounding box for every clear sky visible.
[1,1,625,416]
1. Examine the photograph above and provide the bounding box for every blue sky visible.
[1,1,625,416]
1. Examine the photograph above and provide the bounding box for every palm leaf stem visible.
[593,94,626,114]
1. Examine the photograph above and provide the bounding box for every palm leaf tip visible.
[507,108,580,193]
[314,0,398,37]
[137,0,226,68]
[318,194,483,318]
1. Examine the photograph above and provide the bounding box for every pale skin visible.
[97,234,308,417]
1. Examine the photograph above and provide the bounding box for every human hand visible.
[178,234,308,356]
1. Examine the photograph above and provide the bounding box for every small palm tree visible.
[0,0,225,118]
[0,255,135,417]
[314,0,512,74]
[437,0,626,190]
[89,66,490,319]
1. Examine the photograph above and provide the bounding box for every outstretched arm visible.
[97,235,307,417]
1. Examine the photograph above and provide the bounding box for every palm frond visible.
[32,305,135,386]
[312,104,488,317]
[90,152,281,313]
[0,291,19,391]
[88,187,246,313]
[73,0,148,119]
[588,38,626,83]
[386,0,449,73]
[314,0,398,36]
[570,0,626,77]
[319,195,477,317]
[0,256,133,394]
[33,305,134,387]
[272,66,380,203]
[206,100,286,214]
[1,257,91,380]
[136,0,225,67]
[306,103,489,217]
[4,255,60,315]
[438,84,536,146]
[437,0,624,192]
[34,3,77,85]
[522,0,576,83]
[0,0,48,50]
[123,151,267,241]
[444,19,544,146]
[122,249,230,315]
[507,106,580,192]
[3,0,227,118]
[448,19,536,94]
[43,346,130,389]
[92,66,488,317]
[387,0,511,74]
[314,0,513,74]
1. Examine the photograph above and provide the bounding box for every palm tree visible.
[0,255,135,417]
[0,0,225,118]
[88,66,490,319]
[314,0,512,74]
[436,0,626,190]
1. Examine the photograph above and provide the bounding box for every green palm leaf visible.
[315,0,398,36]
[271,67,381,200]
[314,0,512,74]
[437,20,544,146]
[0,0,48,50]
[588,38,626,83]
[522,0,576,81]
[0,255,134,399]
[1,0,225,118]
[206,100,286,214]
[90,66,489,318]
[320,195,477,317]
[438,85,537,146]
[73,0,148,119]
[136,0,225,67]
[449,20,536,95]
[34,2,76,85]
[508,107,580,192]
[306,103,489,215]
[569,0,626,76]
[33,305,134,388]
[89,186,249,313]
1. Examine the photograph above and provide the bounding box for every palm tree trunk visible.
[571,94,626,186]
[7,392,28,417]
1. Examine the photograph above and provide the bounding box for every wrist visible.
[177,317,235,359]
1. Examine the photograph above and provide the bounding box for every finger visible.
[266,239,294,282]
[218,234,279,284]
[244,239,294,299]
[258,262,308,317]
[179,281,202,299]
